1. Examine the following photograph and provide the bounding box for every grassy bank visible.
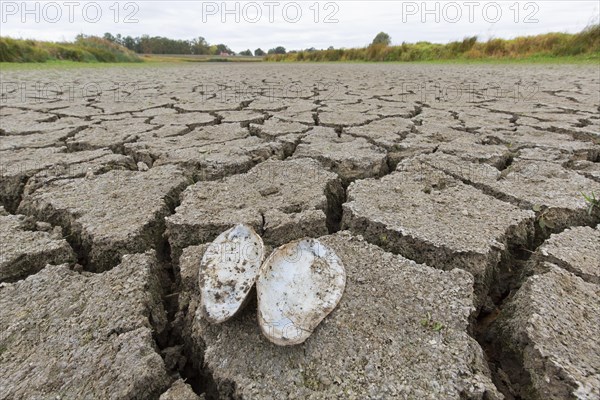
[1,55,597,71]
[2,25,598,65]
[265,25,600,62]
[0,36,140,63]
[140,54,261,63]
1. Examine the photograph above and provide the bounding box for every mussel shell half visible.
[200,224,265,323]
[257,238,346,346]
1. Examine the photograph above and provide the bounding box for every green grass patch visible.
[0,36,141,63]
[262,54,599,65]
[140,54,261,63]
[0,60,155,71]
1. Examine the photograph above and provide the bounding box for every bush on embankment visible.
[0,36,141,63]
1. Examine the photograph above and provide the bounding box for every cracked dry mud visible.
[1,64,599,400]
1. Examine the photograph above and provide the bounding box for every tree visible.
[90,33,239,56]
[268,46,286,54]
[103,32,116,42]
[371,32,391,46]
[191,36,209,55]
[239,49,253,56]
[215,43,232,55]
[138,35,151,53]
[254,48,266,56]
[121,36,137,51]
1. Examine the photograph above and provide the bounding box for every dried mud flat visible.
[1,63,599,400]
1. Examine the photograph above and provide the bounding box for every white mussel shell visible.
[199,224,265,323]
[257,239,346,346]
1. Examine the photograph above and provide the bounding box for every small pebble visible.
[35,221,52,232]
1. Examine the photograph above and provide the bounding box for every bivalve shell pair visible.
[199,224,346,346]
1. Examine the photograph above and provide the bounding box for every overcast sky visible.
[1,1,598,52]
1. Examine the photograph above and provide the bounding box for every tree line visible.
[102,33,290,56]
[102,33,232,55]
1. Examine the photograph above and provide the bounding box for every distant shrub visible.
[558,24,599,56]
[483,39,507,56]
[447,36,478,56]
[76,36,140,62]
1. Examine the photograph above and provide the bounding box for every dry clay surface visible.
[1,63,599,399]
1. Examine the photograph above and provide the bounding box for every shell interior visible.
[257,239,346,346]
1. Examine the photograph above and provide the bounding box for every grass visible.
[140,54,261,63]
[0,60,150,70]
[582,192,599,215]
[3,53,595,71]
[2,25,598,66]
[2,54,596,71]
[263,54,599,65]
[420,312,445,332]
[264,25,600,63]
[0,36,140,63]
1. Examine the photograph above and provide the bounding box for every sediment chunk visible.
[166,158,343,262]
[529,225,600,283]
[491,267,600,399]
[0,208,75,282]
[292,126,388,185]
[0,252,171,399]
[18,165,188,271]
[342,157,535,308]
